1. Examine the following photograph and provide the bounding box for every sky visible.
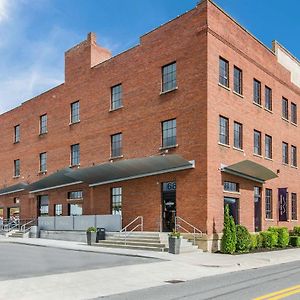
[0,0,299,113]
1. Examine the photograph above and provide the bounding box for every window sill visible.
[291,122,298,127]
[67,198,84,202]
[218,83,230,91]
[159,144,178,151]
[281,117,289,123]
[39,132,48,136]
[160,87,178,95]
[264,157,273,161]
[232,91,244,98]
[253,153,263,158]
[265,219,274,221]
[282,163,289,167]
[291,165,298,169]
[218,142,230,148]
[38,171,47,175]
[223,190,240,195]
[291,219,298,222]
[13,175,20,179]
[109,155,124,161]
[69,121,80,126]
[13,141,20,144]
[253,102,263,108]
[109,106,124,112]
[264,108,273,114]
[69,164,80,168]
[232,146,244,152]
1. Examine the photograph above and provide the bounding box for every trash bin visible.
[96,227,106,242]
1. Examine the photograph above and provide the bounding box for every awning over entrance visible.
[27,168,83,193]
[68,155,195,187]
[221,160,278,183]
[0,182,28,196]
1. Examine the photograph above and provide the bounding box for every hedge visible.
[250,234,258,250]
[260,231,278,249]
[268,227,289,248]
[235,225,251,253]
[293,226,300,237]
[290,236,300,247]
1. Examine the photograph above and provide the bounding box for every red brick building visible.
[0,0,299,247]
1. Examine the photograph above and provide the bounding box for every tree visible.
[221,204,236,254]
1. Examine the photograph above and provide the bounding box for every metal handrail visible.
[20,219,36,233]
[175,216,203,245]
[119,216,143,245]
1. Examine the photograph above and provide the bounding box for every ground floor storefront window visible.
[38,195,49,216]
[111,187,122,215]
[224,197,239,225]
[68,203,83,216]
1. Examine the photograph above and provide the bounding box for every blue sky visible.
[0,0,299,113]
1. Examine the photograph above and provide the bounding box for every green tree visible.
[221,204,236,254]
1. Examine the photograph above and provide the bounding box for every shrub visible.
[260,231,278,249]
[256,233,263,249]
[86,227,97,233]
[293,226,300,236]
[250,234,258,250]
[235,225,251,253]
[290,236,300,247]
[221,205,236,254]
[268,227,289,248]
[230,216,237,247]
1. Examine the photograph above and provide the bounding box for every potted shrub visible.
[86,227,97,245]
[168,230,181,254]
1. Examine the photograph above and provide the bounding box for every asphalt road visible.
[0,242,159,280]
[103,260,300,300]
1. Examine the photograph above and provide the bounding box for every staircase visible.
[8,230,28,238]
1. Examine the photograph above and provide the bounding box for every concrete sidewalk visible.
[1,237,300,299]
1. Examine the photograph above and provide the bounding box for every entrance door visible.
[224,197,239,224]
[7,207,20,221]
[254,187,262,232]
[162,181,176,232]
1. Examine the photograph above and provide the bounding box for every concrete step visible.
[106,233,160,239]
[95,242,167,252]
[98,240,165,248]
[106,237,161,243]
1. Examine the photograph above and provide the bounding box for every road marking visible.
[254,285,300,300]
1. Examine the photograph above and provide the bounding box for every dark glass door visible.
[254,187,262,232]
[224,197,239,224]
[162,181,176,232]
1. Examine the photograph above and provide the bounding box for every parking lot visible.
[0,242,160,280]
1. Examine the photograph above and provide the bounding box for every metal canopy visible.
[27,168,83,193]
[0,182,28,196]
[68,155,195,187]
[221,160,278,183]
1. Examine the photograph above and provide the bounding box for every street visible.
[103,260,300,300]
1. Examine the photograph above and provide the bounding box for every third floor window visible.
[219,57,229,87]
[291,145,297,167]
[71,144,80,166]
[265,134,272,159]
[40,114,48,134]
[254,130,261,155]
[219,116,229,145]
[14,125,20,143]
[39,152,47,172]
[14,159,20,177]
[233,121,243,149]
[111,84,122,110]
[253,79,261,105]
[162,119,177,148]
[265,86,272,111]
[282,97,288,120]
[71,101,80,124]
[282,142,289,164]
[233,66,242,95]
[291,102,297,124]
[162,62,177,92]
[111,133,122,158]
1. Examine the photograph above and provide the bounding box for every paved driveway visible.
[0,242,159,280]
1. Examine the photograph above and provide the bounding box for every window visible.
[233,66,242,94]
[162,119,177,148]
[291,102,297,124]
[265,135,272,159]
[219,57,229,87]
[282,97,288,120]
[14,125,20,143]
[111,133,122,157]
[39,152,47,172]
[71,144,80,166]
[233,122,243,149]
[111,187,122,215]
[254,130,261,155]
[292,193,297,221]
[68,203,83,216]
[224,197,239,224]
[71,101,80,123]
[39,114,47,134]
[54,204,63,216]
[111,84,122,110]
[67,191,83,200]
[253,79,261,105]
[224,181,239,192]
[265,189,273,219]
[14,159,20,177]
[38,195,49,217]
[219,116,229,145]
[265,86,272,111]
[162,62,177,92]
[282,142,289,164]
[291,145,297,167]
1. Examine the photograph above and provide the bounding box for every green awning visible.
[0,182,28,196]
[221,160,278,183]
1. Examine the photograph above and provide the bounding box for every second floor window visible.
[219,116,229,145]
[39,152,47,172]
[265,86,272,111]
[71,101,80,124]
[71,144,80,166]
[14,159,20,177]
[291,102,297,124]
[219,57,229,87]
[162,119,177,148]
[162,62,177,92]
[291,145,297,167]
[254,130,261,155]
[111,84,122,110]
[282,142,288,164]
[233,66,242,94]
[14,125,20,143]
[265,189,273,219]
[233,121,243,149]
[265,135,272,159]
[253,79,261,105]
[40,114,47,134]
[282,97,288,120]
[111,133,122,157]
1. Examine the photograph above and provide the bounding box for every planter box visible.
[168,237,181,254]
[86,231,97,245]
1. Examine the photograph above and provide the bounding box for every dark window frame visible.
[70,101,80,124]
[67,191,83,200]
[253,79,261,105]
[291,102,297,124]
[265,86,272,111]
[39,114,48,134]
[233,66,243,95]
[111,133,122,158]
[265,134,272,159]
[254,130,262,155]
[265,188,273,219]
[68,203,83,216]
[219,116,229,145]
[224,181,239,192]
[292,193,297,221]
[162,62,177,92]
[291,145,297,167]
[54,204,63,216]
[14,125,20,143]
[14,159,20,177]
[111,84,122,110]
[111,187,122,215]
[70,143,80,166]
[219,57,229,87]
[39,152,47,172]
[162,119,177,148]
[233,121,243,149]
[282,142,289,164]
[282,97,288,120]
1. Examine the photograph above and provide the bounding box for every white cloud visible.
[0,0,9,23]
